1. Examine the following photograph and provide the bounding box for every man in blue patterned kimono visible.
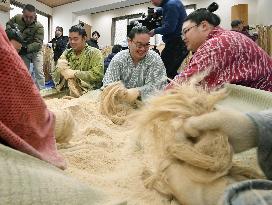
[103,26,167,101]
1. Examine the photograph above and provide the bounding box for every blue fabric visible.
[222,179,272,205]
[154,0,187,43]
[247,110,272,180]
[104,53,116,73]
[45,80,55,88]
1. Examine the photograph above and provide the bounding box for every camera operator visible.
[149,0,188,79]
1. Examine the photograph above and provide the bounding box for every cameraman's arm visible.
[247,110,272,180]
[154,4,180,35]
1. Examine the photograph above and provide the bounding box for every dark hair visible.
[23,4,36,12]
[6,23,24,44]
[92,31,100,38]
[69,24,87,37]
[184,2,220,27]
[112,44,122,53]
[127,26,149,39]
[231,20,242,28]
[56,26,63,33]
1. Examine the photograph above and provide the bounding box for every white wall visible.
[183,0,258,29]
[79,0,259,46]
[53,0,272,47]
[0,11,10,27]
[90,2,152,47]
[257,0,272,25]
[52,0,149,36]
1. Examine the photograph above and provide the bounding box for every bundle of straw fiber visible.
[42,45,54,81]
[51,108,75,144]
[101,46,112,59]
[56,59,83,98]
[133,78,263,205]
[100,81,139,125]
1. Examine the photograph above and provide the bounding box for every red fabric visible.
[166,27,272,91]
[0,26,66,169]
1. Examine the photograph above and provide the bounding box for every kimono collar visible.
[207,26,225,40]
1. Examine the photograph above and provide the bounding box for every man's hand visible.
[57,59,69,69]
[183,109,258,153]
[148,29,155,37]
[126,88,140,103]
[60,69,77,80]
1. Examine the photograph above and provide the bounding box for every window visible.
[112,13,142,46]
[113,19,128,46]
[10,2,50,43]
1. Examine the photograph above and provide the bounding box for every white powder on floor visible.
[46,91,174,205]
[45,90,260,205]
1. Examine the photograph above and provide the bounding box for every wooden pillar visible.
[231,4,248,25]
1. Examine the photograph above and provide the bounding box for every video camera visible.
[127,7,162,35]
[5,23,24,45]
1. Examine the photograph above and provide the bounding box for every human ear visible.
[200,21,210,32]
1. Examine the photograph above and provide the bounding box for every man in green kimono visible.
[52,24,104,97]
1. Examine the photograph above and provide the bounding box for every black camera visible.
[127,7,162,35]
[5,23,24,45]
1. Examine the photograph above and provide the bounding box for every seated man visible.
[52,25,104,97]
[103,26,167,101]
[231,19,257,42]
[166,6,272,91]
[231,19,244,32]
[104,44,122,74]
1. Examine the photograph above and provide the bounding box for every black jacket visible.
[104,53,117,73]
[87,38,99,49]
[50,35,69,62]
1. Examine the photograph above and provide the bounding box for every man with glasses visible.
[6,4,45,90]
[103,26,167,101]
[166,7,272,91]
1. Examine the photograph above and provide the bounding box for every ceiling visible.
[36,0,80,8]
